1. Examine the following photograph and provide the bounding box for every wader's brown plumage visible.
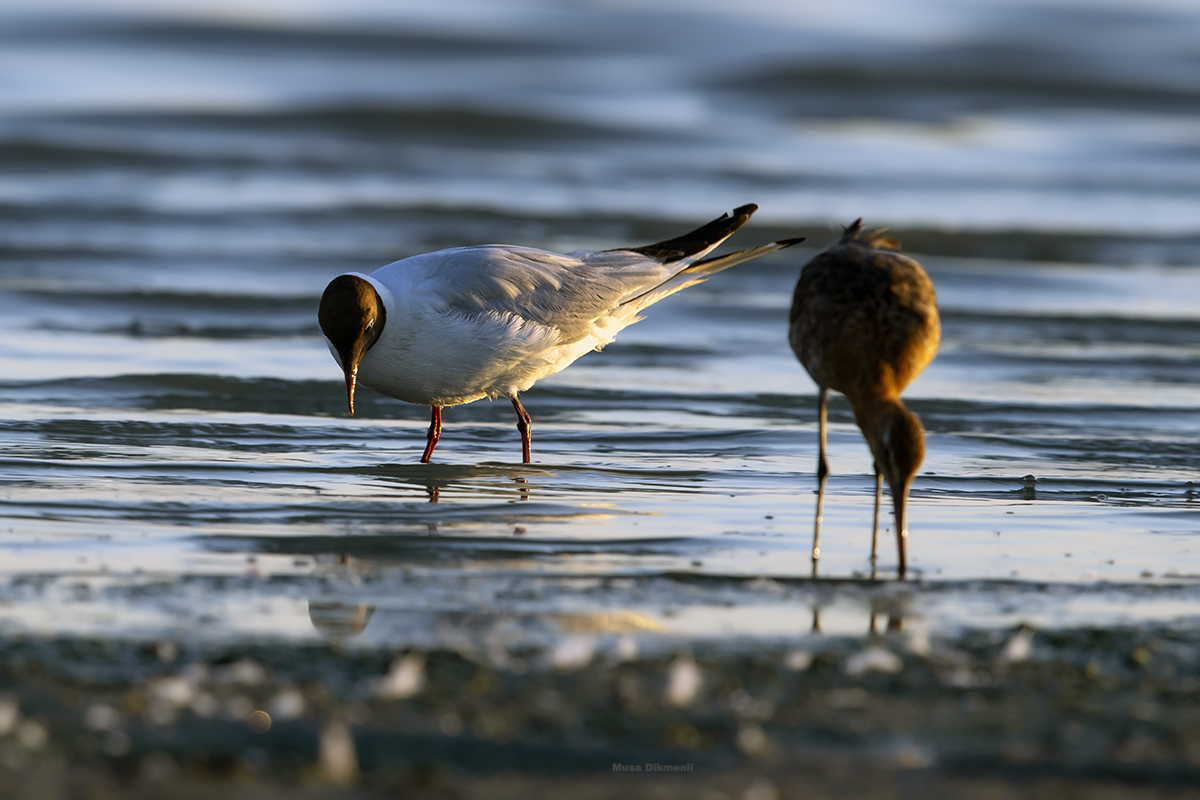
[788,219,940,579]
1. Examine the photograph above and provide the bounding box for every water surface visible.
[2,0,1200,653]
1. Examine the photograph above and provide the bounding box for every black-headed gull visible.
[788,219,940,579]
[319,203,803,463]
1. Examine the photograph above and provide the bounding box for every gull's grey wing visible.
[403,205,786,345]
[418,245,679,344]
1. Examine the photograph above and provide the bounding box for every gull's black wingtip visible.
[777,236,806,247]
[622,203,761,264]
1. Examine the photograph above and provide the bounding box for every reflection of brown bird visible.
[788,220,939,579]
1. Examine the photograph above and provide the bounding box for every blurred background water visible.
[2,0,1200,649]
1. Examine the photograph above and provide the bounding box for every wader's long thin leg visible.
[871,466,882,579]
[812,388,829,578]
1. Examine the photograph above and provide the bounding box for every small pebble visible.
[248,710,272,734]
[551,637,595,671]
[1000,626,1034,663]
[665,656,702,706]
[845,647,903,676]
[373,654,425,699]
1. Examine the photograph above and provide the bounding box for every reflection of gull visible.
[789,220,939,579]
[319,204,803,463]
[308,601,375,640]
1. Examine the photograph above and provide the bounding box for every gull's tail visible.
[620,233,806,311]
[685,236,807,277]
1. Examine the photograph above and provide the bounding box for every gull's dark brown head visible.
[318,274,386,416]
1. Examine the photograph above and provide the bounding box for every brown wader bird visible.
[789,219,940,579]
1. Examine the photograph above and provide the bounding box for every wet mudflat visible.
[2,607,1200,799]
[4,0,1200,796]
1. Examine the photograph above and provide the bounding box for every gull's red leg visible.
[420,406,442,463]
[511,397,532,463]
